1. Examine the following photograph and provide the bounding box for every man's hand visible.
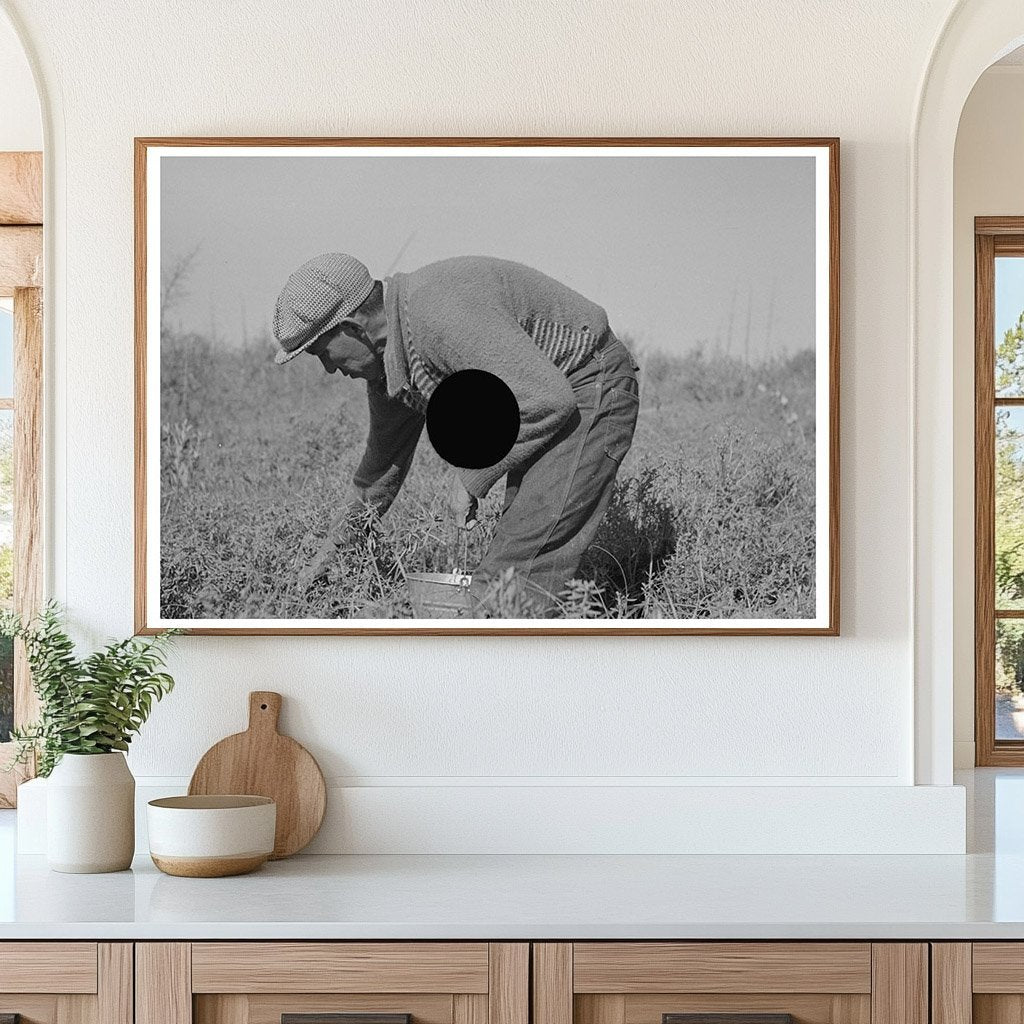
[449,476,479,530]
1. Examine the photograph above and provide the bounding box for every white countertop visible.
[0,849,1021,941]
[1,769,1022,941]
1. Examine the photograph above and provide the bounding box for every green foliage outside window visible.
[996,311,1024,693]
[998,310,1024,396]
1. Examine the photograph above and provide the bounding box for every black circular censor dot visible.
[426,369,521,470]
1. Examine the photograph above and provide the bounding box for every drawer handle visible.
[664,1016,795,1024]
[283,1016,411,1024]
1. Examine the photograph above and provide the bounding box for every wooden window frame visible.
[975,217,1024,765]
[0,151,43,807]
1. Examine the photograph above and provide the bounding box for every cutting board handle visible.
[248,691,282,734]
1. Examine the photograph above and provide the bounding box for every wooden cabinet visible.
[932,943,1024,1024]
[136,944,528,1024]
[0,943,132,1024]
[532,944,928,1024]
[0,937,959,1024]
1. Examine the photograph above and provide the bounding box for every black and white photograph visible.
[136,139,838,634]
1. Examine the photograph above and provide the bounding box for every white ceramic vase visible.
[46,752,135,873]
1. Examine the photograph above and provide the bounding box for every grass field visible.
[159,331,817,620]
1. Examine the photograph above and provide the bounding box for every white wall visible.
[953,66,1024,767]
[1,0,972,852]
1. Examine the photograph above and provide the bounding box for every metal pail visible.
[406,572,474,618]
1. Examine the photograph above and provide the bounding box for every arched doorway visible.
[914,1,1024,785]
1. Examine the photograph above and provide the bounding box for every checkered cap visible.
[273,253,375,365]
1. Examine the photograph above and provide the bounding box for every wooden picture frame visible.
[135,137,840,636]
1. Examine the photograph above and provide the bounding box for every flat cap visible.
[273,253,375,365]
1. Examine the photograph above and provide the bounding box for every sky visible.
[997,260,1024,487]
[159,151,818,359]
[997,259,1024,432]
[997,257,1024,340]
[0,309,13,396]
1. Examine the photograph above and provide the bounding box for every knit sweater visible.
[352,256,610,509]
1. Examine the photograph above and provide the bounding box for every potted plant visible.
[2,603,177,873]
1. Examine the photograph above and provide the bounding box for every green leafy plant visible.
[1,603,178,777]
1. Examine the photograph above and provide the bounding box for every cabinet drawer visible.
[534,944,926,1024]
[569,943,872,1024]
[0,943,130,1024]
[139,943,528,1024]
[935,942,1024,1024]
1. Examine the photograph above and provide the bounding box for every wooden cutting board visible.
[188,691,327,859]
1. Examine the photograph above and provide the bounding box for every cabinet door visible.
[137,943,528,1024]
[0,943,131,1024]
[942,943,1024,1024]
[534,944,927,1024]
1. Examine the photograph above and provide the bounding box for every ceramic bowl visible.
[147,795,276,877]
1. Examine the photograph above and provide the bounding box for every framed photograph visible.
[135,137,839,635]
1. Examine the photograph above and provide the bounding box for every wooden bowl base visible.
[151,853,268,878]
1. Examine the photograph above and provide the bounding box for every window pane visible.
[996,257,1024,397]
[998,619,1024,740]
[997,407,1024,609]
[0,410,12,742]
[0,306,12,399]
